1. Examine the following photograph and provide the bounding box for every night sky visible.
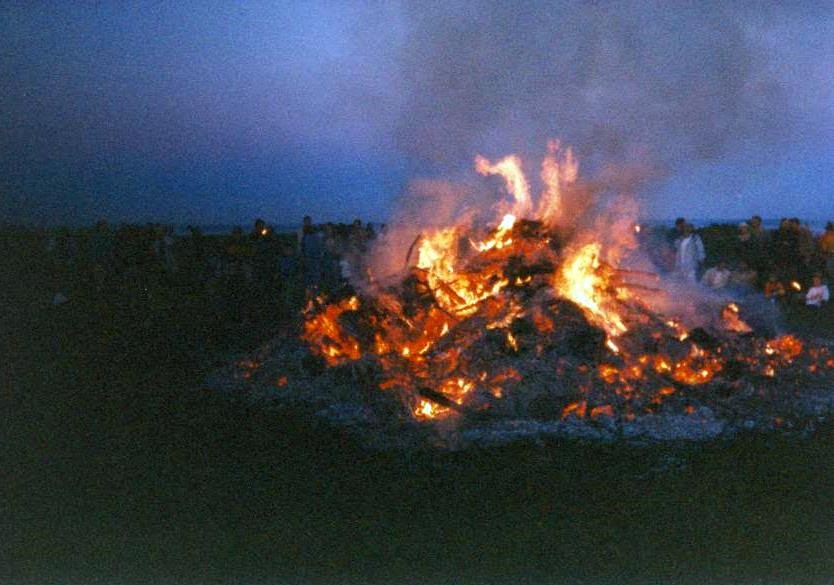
[2,1,833,227]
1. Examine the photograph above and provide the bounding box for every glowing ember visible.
[301,296,362,365]
[506,331,519,352]
[721,302,753,334]
[590,404,614,418]
[767,335,803,360]
[562,400,588,419]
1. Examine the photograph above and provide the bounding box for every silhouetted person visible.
[300,216,324,290]
[773,218,800,281]
[796,218,815,270]
[251,218,276,290]
[729,261,757,293]
[764,273,786,303]
[747,215,769,273]
[183,225,207,282]
[669,217,686,242]
[820,221,834,280]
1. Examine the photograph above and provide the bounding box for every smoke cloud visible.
[393,0,829,178]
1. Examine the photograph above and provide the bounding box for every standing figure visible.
[805,273,830,308]
[818,222,834,281]
[674,223,705,283]
[300,216,324,291]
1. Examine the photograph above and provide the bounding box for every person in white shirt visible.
[674,223,706,283]
[805,273,830,308]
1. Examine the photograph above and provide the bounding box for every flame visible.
[768,335,803,360]
[670,345,722,385]
[536,139,577,226]
[475,154,532,218]
[721,302,753,333]
[299,141,832,424]
[415,400,440,419]
[301,296,362,365]
[416,226,511,316]
[473,214,516,252]
[506,331,519,352]
[562,400,588,419]
[557,242,628,338]
[414,377,476,419]
[590,404,614,418]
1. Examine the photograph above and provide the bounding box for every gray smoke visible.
[393,0,829,177]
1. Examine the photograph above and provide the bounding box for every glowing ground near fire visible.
[214,143,834,448]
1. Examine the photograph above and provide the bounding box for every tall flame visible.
[556,242,627,338]
[475,154,532,218]
[537,139,577,226]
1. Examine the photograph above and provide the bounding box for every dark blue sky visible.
[2,1,833,226]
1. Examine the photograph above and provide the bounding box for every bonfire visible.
[219,141,834,447]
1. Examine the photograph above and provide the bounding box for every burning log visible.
[418,387,468,413]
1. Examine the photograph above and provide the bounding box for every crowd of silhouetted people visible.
[17,214,834,318]
[660,215,833,308]
[26,217,378,325]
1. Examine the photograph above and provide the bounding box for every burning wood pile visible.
[215,143,834,447]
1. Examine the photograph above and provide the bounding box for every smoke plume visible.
[393,0,827,177]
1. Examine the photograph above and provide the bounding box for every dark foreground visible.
[4,245,834,585]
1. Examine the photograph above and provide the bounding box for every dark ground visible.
[3,236,834,585]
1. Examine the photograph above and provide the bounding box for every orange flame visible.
[300,141,831,424]
[475,154,532,218]
[557,242,628,338]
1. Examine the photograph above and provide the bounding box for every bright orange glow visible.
[598,363,619,384]
[557,242,627,339]
[562,400,588,419]
[506,331,519,352]
[768,335,803,360]
[301,296,362,365]
[298,141,832,424]
[475,154,532,218]
[721,302,752,333]
[590,404,614,418]
[413,377,476,419]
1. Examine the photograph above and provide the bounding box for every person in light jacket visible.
[674,223,706,283]
[805,273,830,308]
